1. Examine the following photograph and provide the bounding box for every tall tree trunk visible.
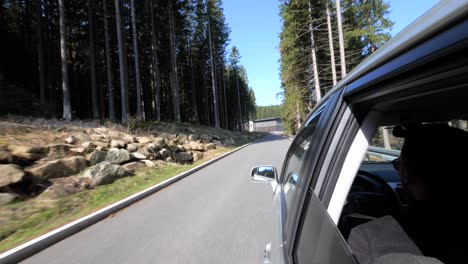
[36,0,46,105]
[103,0,115,121]
[188,41,198,124]
[326,3,337,86]
[308,1,321,103]
[59,0,71,120]
[130,0,143,120]
[150,0,161,121]
[235,70,242,131]
[336,0,347,78]
[115,0,128,123]
[168,0,180,122]
[88,0,99,119]
[207,2,220,128]
[221,63,228,128]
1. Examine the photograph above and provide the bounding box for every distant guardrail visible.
[366,146,400,161]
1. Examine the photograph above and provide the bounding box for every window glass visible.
[283,109,323,213]
[295,190,356,264]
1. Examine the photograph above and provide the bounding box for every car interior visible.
[337,84,468,263]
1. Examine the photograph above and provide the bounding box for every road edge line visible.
[0,141,256,264]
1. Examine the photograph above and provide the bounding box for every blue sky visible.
[223,0,439,106]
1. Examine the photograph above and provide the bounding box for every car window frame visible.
[279,90,343,261]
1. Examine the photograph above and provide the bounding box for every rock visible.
[192,151,204,162]
[183,143,192,151]
[110,140,126,149]
[132,152,147,160]
[178,133,188,143]
[123,135,136,144]
[213,140,223,146]
[39,176,91,198]
[188,134,199,141]
[142,160,156,168]
[0,193,18,205]
[46,144,72,157]
[166,142,179,152]
[165,157,174,163]
[70,148,86,154]
[177,145,186,152]
[0,164,25,187]
[0,148,12,164]
[94,127,109,134]
[83,162,129,186]
[121,162,144,173]
[169,138,180,145]
[26,156,88,180]
[153,137,166,147]
[159,148,170,159]
[90,133,104,141]
[204,143,216,151]
[137,137,152,144]
[87,150,108,166]
[8,145,46,164]
[92,141,109,151]
[126,143,138,152]
[189,142,204,151]
[65,135,77,144]
[175,152,192,163]
[223,138,236,145]
[108,130,120,139]
[200,134,211,143]
[81,141,96,150]
[106,148,132,164]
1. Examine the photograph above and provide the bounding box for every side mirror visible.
[251,166,277,183]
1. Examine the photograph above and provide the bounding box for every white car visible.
[251,1,468,263]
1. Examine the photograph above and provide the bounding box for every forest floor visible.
[0,116,265,253]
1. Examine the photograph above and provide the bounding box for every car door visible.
[271,90,347,264]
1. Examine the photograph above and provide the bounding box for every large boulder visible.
[123,135,136,144]
[0,164,25,187]
[126,143,139,152]
[137,137,152,145]
[81,141,96,151]
[46,144,72,157]
[0,192,18,205]
[153,137,166,147]
[87,150,107,166]
[65,135,77,144]
[159,148,170,159]
[121,162,145,173]
[178,133,188,143]
[110,140,126,149]
[199,134,211,143]
[188,134,199,142]
[8,145,46,164]
[0,148,12,164]
[175,152,193,163]
[25,156,88,180]
[189,142,204,151]
[132,152,147,160]
[92,141,109,151]
[192,151,204,162]
[83,162,129,186]
[204,143,216,151]
[106,148,132,164]
[142,160,156,168]
[39,176,91,198]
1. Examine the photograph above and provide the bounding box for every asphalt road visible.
[22,134,291,264]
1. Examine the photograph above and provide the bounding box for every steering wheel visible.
[338,170,402,239]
